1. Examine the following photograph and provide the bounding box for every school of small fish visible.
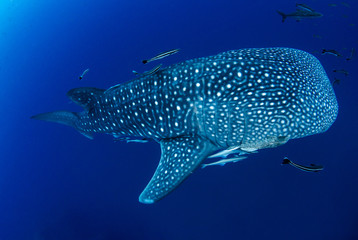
[277,3,355,89]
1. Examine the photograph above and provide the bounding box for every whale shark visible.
[32,48,338,204]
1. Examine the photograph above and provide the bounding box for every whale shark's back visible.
[165,48,338,148]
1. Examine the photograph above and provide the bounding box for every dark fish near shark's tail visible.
[276,10,287,22]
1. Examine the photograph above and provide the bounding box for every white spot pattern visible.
[48,48,338,203]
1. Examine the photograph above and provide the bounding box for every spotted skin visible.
[32,48,338,204]
[139,135,217,204]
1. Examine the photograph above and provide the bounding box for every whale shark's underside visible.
[32,48,338,204]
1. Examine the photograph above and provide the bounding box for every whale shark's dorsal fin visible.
[139,135,217,204]
[67,87,105,110]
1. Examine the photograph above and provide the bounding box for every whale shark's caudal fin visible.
[139,135,217,204]
[30,87,105,140]
[31,111,93,139]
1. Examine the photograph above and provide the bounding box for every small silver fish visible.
[282,157,324,172]
[126,139,149,143]
[208,146,240,158]
[142,64,162,75]
[142,49,180,64]
[333,69,349,76]
[201,156,247,168]
[79,68,90,80]
[113,136,130,142]
[105,83,121,93]
[133,64,162,76]
[341,2,350,8]
[208,146,258,158]
[322,49,341,57]
[296,3,315,12]
[346,48,356,61]
[113,136,149,143]
[332,77,341,85]
[312,34,323,39]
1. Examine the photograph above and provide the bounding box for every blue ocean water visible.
[0,0,357,239]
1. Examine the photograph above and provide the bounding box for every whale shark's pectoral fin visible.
[139,135,217,204]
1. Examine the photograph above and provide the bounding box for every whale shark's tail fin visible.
[31,111,93,139]
[31,87,106,139]
[276,10,287,22]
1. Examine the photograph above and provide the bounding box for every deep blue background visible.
[0,0,357,239]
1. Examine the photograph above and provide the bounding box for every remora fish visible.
[322,49,341,57]
[142,49,180,64]
[312,34,323,39]
[341,2,350,8]
[79,68,90,80]
[201,156,247,168]
[208,146,257,158]
[32,48,338,204]
[332,78,341,85]
[133,64,162,76]
[346,48,356,61]
[113,136,149,143]
[282,157,324,172]
[277,9,323,22]
[333,69,349,76]
[296,3,315,12]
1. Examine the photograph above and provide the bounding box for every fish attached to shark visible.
[32,48,338,204]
